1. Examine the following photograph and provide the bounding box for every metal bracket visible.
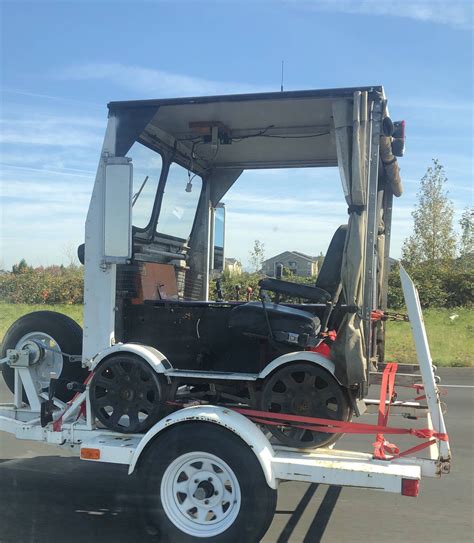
[6,349,31,368]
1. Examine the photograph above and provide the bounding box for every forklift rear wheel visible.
[260,362,352,449]
[0,311,88,403]
[90,354,165,433]
[141,423,277,543]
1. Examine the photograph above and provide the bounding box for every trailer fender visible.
[258,351,340,382]
[128,404,278,489]
[89,343,172,373]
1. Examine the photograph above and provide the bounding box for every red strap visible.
[52,372,93,431]
[391,439,438,459]
[373,362,398,459]
[371,310,385,321]
[168,362,449,463]
[232,407,448,440]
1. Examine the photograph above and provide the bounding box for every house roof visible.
[292,251,316,261]
[264,251,317,264]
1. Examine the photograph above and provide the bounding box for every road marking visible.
[441,385,474,388]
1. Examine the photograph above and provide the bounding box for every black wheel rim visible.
[90,356,162,433]
[260,363,349,448]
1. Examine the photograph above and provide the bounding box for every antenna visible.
[280,60,284,92]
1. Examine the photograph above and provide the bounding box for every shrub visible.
[388,260,474,309]
[210,271,263,301]
[210,270,317,303]
[214,260,474,309]
[0,264,84,304]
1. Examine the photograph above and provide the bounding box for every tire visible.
[90,353,165,434]
[141,423,277,543]
[260,362,352,449]
[0,311,89,403]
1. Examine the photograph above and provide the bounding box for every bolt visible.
[204,500,209,505]
[208,477,213,482]
[214,491,219,496]
[194,479,199,484]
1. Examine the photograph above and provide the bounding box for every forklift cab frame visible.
[82,86,404,399]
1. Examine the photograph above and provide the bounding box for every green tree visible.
[402,159,456,267]
[459,207,474,259]
[12,259,31,274]
[249,240,265,273]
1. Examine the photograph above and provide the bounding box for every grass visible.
[1,303,472,367]
[384,307,473,367]
[0,303,84,340]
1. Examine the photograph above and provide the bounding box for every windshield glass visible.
[129,142,163,229]
[156,163,202,240]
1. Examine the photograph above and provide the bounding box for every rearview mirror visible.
[211,203,225,272]
[103,159,133,262]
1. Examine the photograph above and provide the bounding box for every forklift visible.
[1,87,450,542]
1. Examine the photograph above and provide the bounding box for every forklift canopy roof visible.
[108,86,401,389]
[108,86,385,172]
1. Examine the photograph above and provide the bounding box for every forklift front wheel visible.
[141,422,277,543]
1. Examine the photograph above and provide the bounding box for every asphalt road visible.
[0,368,472,543]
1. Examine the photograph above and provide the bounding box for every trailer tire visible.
[141,422,277,543]
[0,311,88,403]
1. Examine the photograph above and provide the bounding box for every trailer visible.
[0,87,451,542]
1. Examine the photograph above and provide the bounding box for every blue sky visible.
[0,0,472,269]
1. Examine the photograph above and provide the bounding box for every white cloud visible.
[0,171,92,268]
[296,0,473,29]
[0,115,103,148]
[58,62,268,97]
[1,88,103,108]
[2,64,470,270]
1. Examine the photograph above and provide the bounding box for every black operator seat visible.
[228,225,347,348]
[314,224,347,301]
[258,225,347,304]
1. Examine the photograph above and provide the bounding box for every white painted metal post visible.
[83,117,119,365]
[400,265,451,462]
[13,368,22,409]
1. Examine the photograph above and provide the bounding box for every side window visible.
[129,142,162,229]
[156,163,202,240]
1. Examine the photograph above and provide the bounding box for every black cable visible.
[172,126,330,175]
[231,125,275,141]
[261,131,330,139]
[29,340,80,361]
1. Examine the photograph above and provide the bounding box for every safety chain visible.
[371,310,409,322]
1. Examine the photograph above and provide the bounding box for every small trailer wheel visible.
[141,423,277,543]
[0,311,88,403]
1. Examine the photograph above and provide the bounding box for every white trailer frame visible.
[0,266,451,497]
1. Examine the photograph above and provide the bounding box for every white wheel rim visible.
[15,332,63,390]
[161,451,241,538]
